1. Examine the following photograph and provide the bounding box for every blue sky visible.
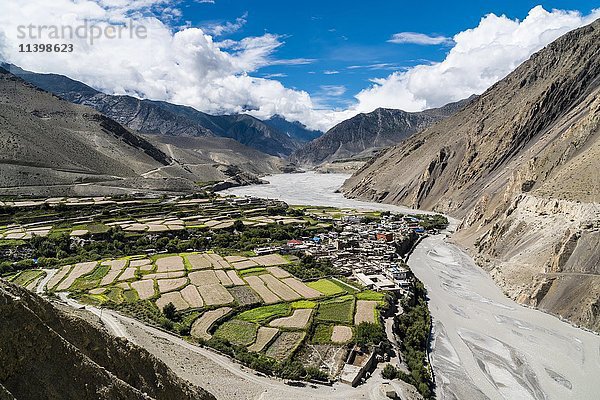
[2,1,598,130]
[184,0,598,109]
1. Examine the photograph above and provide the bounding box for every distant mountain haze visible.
[4,64,322,157]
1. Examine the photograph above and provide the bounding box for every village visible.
[253,207,427,296]
[0,192,444,397]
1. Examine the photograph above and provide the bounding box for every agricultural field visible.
[39,253,383,376]
[0,195,395,382]
[44,251,306,313]
[315,295,356,324]
[6,269,45,291]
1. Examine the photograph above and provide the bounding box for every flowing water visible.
[224,172,600,400]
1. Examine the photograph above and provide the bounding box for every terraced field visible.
[265,331,306,360]
[45,252,321,313]
[40,249,385,377]
[315,295,355,324]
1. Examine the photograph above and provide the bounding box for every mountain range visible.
[4,64,320,158]
[0,67,285,196]
[343,19,600,331]
[290,97,474,165]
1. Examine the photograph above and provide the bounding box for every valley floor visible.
[72,302,418,400]
[227,173,600,400]
[409,235,600,400]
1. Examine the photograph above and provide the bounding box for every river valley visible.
[225,172,600,400]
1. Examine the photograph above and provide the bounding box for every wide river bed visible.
[224,172,600,400]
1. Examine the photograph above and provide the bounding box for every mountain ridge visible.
[342,19,600,331]
[0,67,282,196]
[5,64,320,157]
[290,97,473,165]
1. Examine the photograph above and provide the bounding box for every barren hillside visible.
[0,279,215,400]
[343,19,600,330]
[0,68,283,196]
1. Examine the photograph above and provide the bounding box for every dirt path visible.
[53,297,398,400]
[37,269,56,294]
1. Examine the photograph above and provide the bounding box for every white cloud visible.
[268,58,316,66]
[319,85,346,96]
[0,0,331,130]
[262,72,287,78]
[351,6,600,114]
[323,70,339,75]
[388,32,452,45]
[202,12,247,37]
[0,3,598,133]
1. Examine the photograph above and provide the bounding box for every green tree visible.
[354,322,385,347]
[382,364,398,380]
[162,302,177,320]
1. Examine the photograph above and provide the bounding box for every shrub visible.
[162,302,177,321]
[382,364,398,380]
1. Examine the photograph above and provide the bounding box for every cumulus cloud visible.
[0,0,332,129]
[388,32,452,45]
[0,2,598,132]
[353,6,600,114]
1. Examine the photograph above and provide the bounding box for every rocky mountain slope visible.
[0,68,283,196]
[290,97,472,165]
[6,65,317,157]
[343,19,600,331]
[264,115,322,143]
[0,279,215,400]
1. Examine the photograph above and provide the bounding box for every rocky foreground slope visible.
[343,20,600,331]
[0,279,215,400]
[290,97,472,165]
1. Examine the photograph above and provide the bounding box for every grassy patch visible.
[80,293,109,305]
[70,265,110,291]
[356,290,385,302]
[122,289,139,303]
[105,287,124,303]
[237,303,291,324]
[0,239,26,247]
[306,279,345,296]
[214,319,258,346]
[291,300,317,309]
[12,269,44,287]
[331,279,360,294]
[311,324,333,344]
[72,223,109,234]
[315,296,355,324]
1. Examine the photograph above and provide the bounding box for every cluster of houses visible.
[274,212,429,294]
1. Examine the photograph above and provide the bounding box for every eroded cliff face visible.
[343,20,600,330]
[465,194,600,331]
[0,280,215,400]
